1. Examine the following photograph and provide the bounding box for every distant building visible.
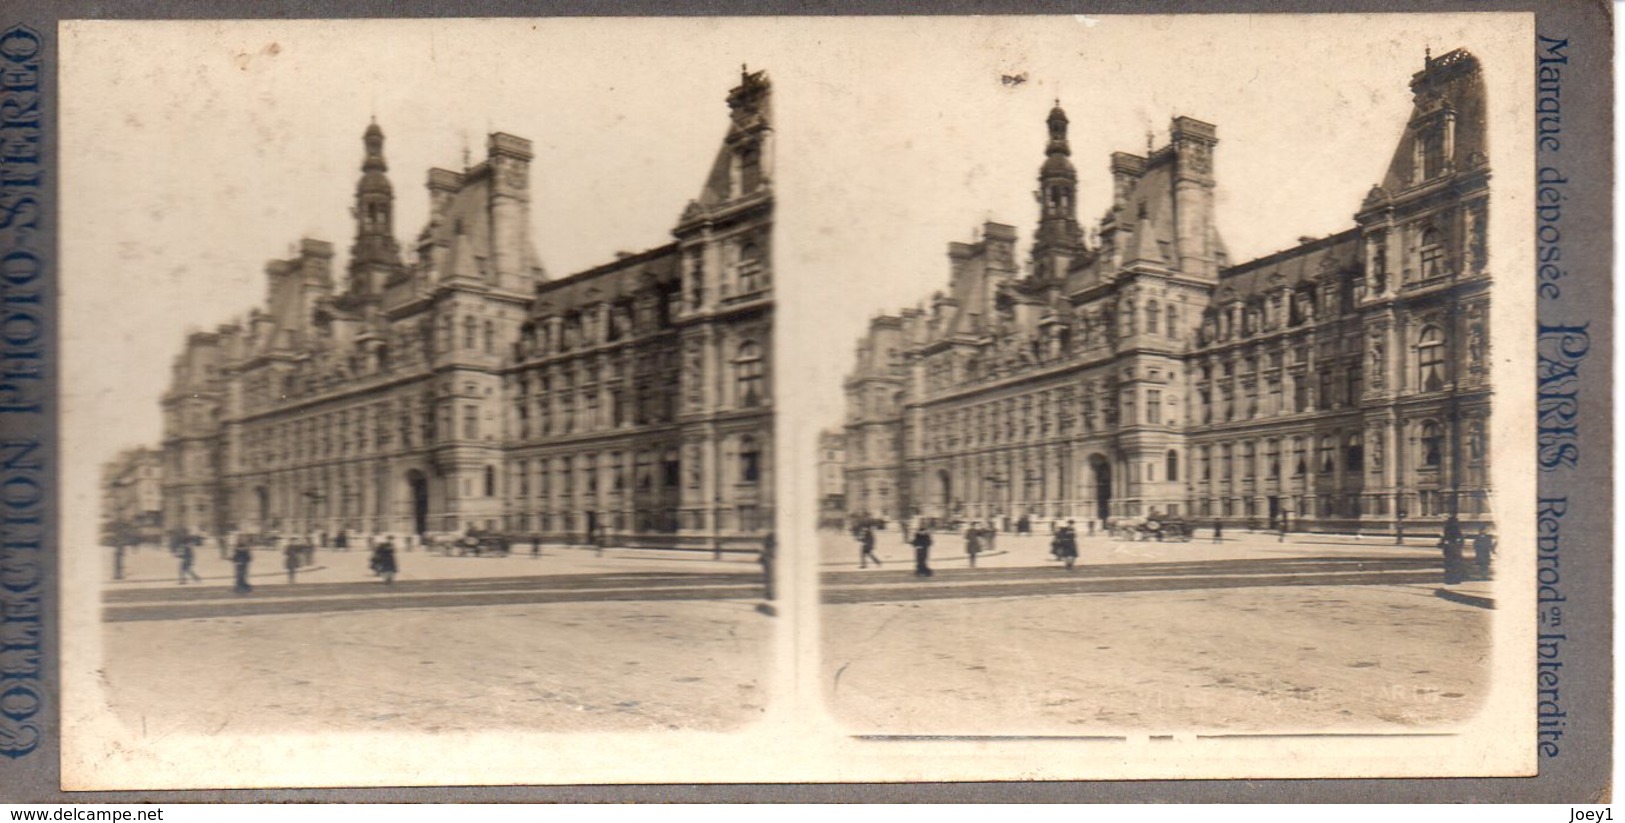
[816,429,846,528]
[839,50,1492,535]
[156,70,774,549]
[102,446,163,542]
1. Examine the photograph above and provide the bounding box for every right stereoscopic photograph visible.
[794,13,1536,760]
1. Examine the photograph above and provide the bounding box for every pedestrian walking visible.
[911,527,934,578]
[1212,519,1223,543]
[284,542,301,583]
[531,534,542,558]
[231,544,253,593]
[178,540,202,584]
[1440,518,1465,585]
[759,531,777,601]
[1056,521,1079,571]
[965,524,981,568]
[1278,513,1290,543]
[1473,525,1496,579]
[858,525,882,568]
[371,539,398,585]
[335,529,349,552]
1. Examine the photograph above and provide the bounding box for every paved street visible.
[820,527,1492,735]
[98,543,772,735]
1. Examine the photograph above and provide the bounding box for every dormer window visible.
[1419,228,1446,279]
[740,146,762,193]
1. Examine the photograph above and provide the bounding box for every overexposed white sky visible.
[62,18,774,463]
[775,14,1531,435]
[62,14,1530,465]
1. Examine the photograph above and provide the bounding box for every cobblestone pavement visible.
[818,529,1492,736]
[96,543,772,735]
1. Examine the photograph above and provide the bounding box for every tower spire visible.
[349,121,402,298]
[1032,101,1083,273]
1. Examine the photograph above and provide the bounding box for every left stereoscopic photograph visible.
[61,19,777,777]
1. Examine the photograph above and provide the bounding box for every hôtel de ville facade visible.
[158,70,774,549]
[841,50,1493,535]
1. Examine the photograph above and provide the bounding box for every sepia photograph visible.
[51,12,1554,790]
[61,19,785,787]
[787,13,1539,761]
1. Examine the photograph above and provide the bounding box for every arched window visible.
[1419,228,1446,279]
[1417,325,1446,391]
[1420,421,1443,467]
[483,465,496,497]
[1266,438,1281,478]
[483,320,495,354]
[738,240,766,293]
[1145,301,1159,334]
[1165,450,1179,482]
[1242,441,1255,479]
[1293,436,1307,476]
[663,448,680,488]
[1166,304,1178,339]
[1318,435,1336,474]
[735,341,765,407]
[739,436,761,484]
[1346,432,1364,472]
[463,317,477,350]
[1121,301,1135,336]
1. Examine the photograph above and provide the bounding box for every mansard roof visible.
[1216,228,1361,301]
[529,243,680,318]
[1377,48,1489,194]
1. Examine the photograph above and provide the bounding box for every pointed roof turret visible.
[1034,101,1083,258]
[348,120,403,297]
[358,119,392,195]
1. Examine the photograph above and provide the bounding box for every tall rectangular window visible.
[463,406,479,440]
[1146,390,1162,424]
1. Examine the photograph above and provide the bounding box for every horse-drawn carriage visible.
[1107,515,1194,542]
[426,530,512,557]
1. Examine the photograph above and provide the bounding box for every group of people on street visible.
[1050,520,1079,570]
[208,534,398,593]
[1440,519,1496,584]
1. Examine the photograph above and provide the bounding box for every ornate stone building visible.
[102,446,163,541]
[157,70,774,549]
[816,429,847,528]
[842,50,1492,535]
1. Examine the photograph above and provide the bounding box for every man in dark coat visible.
[911,527,934,578]
[1212,519,1223,543]
[284,541,301,583]
[858,525,881,569]
[1472,526,1496,579]
[231,544,253,593]
[759,531,777,601]
[178,540,202,584]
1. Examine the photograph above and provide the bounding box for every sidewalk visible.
[821,528,1445,569]
[102,542,759,591]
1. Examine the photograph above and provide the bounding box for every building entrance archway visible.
[254,486,269,529]
[937,470,952,515]
[405,470,429,535]
[1089,454,1112,522]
